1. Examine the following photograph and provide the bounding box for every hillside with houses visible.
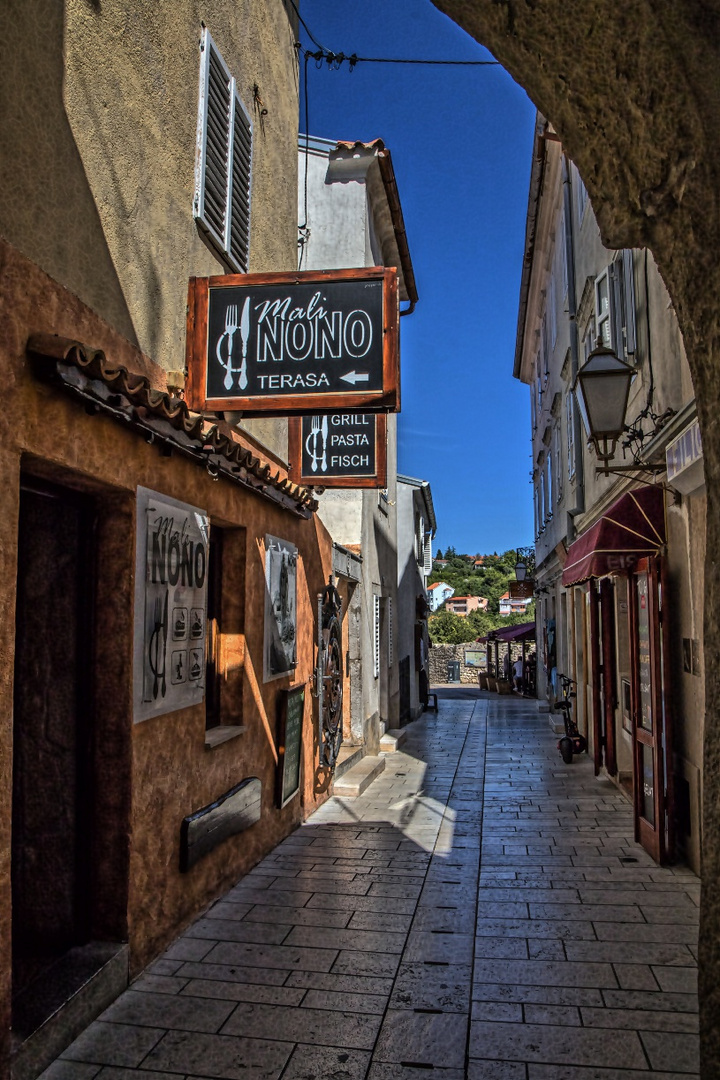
[427,547,534,643]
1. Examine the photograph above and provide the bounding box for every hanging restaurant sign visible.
[185,267,400,415]
[510,580,535,600]
[287,412,387,488]
[134,488,210,723]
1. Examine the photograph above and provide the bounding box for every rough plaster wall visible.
[300,151,370,270]
[0,241,336,1070]
[63,0,299,370]
[433,2,720,1070]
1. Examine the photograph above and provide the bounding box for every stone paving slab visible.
[41,694,700,1079]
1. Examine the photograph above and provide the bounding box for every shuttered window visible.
[566,392,576,480]
[373,595,380,679]
[387,598,393,667]
[423,535,433,576]
[594,252,637,363]
[194,29,252,272]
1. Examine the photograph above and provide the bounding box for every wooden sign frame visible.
[276,684,305,809]
[186,267,400,416]
[287,413,388,488]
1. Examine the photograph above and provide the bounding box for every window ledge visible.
[205,725,246,750]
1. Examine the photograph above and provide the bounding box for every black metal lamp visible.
[573,339,634,465]
[515,555,527,582]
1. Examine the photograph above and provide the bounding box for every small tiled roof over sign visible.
[27,333,318,517]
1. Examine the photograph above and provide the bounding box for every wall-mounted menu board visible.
[276,685,305,808]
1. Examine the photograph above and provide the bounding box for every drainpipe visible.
[562,152,584,530]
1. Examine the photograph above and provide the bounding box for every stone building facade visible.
[515,114,704,875]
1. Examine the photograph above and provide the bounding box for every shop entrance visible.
[11,478,95,1023]
[629,558,674,864]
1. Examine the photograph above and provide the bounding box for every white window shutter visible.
[195,29,252,272]
[595,268,612,349]
[621,249,637,357]
[566,392,576,480]
[423,535,432,576]
[387,598,393,666]
[373,595,380,679]
[228,91,252,271]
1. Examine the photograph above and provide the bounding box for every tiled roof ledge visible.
[27,333,318,517]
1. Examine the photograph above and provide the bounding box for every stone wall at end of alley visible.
[429,643,484,684]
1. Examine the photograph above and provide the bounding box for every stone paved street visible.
[41,693,700,1079]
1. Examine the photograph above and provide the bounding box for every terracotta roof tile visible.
[27,333,317,515]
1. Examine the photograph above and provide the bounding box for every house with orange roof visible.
[427,581,454,611]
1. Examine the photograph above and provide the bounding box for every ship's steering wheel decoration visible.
[318,578,343,768]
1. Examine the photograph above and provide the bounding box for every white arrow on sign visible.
[340,371,370,385]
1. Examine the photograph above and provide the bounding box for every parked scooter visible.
[553,673,588,763]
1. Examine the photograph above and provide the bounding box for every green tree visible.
[428,611,477,645]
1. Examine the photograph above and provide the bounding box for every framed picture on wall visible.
[264,536,298,681]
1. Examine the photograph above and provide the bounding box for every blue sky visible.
[297,0,537,555]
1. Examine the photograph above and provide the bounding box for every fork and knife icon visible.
[305,416,329,472]
[216,298,251,391]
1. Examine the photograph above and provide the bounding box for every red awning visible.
[562,486,666,586]
[487,621,536,643]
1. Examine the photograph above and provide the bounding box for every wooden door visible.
[629,558,674,863]
[12,480,94,1001]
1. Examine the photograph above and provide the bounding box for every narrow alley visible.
[42,694,700,1079]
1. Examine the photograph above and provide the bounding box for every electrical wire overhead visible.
[287,0,499,69]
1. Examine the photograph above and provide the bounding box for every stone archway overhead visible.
[432,1,720,338]
[432,3,720,1075]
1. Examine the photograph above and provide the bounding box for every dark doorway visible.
[399,655,411,723]
[11,478,95,1011]
[629,558,675,864]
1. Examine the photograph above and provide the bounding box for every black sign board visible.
[186,268,399,415]
[276,685,305,808]
[288,413,387,488]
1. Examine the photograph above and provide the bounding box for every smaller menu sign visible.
[134,488,209,723]
[288,413,387,488]
[276,685,305,808]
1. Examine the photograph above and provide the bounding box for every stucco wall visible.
[2,0,299,372]
[0,240,334,1065]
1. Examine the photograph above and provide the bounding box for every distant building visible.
[427,582,455,611]
[397,476,436,721]
[445,595,485,616]
[499,592,533,616]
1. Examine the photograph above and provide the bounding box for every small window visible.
[555,425,563,502]
[595,268,612,349]
[594,252,637,362]
[194,28,253,272]
[546,454,553,519]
